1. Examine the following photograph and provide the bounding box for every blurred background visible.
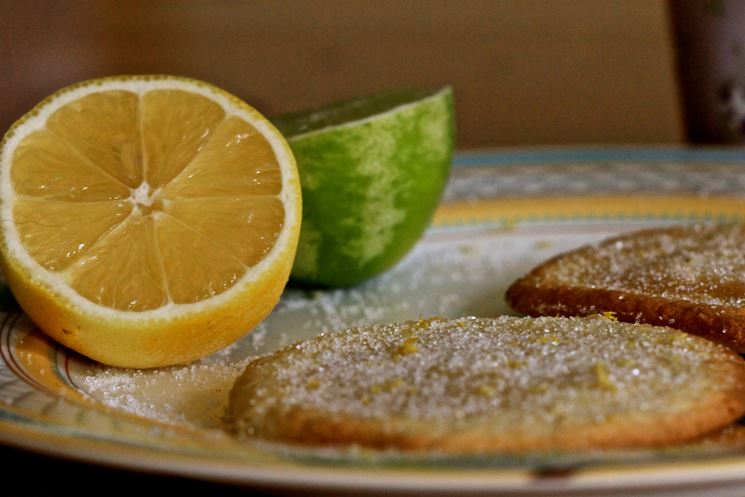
[1,0,740,149]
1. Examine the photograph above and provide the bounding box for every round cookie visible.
[506,224,745,352]
[228,315,745,453]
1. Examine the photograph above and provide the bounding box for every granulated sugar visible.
[82,351,253,429]
[545,224,745,307]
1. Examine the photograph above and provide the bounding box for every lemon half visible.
[0,75,301,368]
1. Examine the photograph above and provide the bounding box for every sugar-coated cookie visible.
[228,315,745,453]
[506,224,745,352]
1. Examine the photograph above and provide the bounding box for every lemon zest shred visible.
[602,311,618,321]
[392,336,419,358]
[594,361,617,392]
[476,384,495,397]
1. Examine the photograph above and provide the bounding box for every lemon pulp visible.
[11,88,285,312]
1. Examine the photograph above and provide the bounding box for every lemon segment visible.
[66,212,168,311]
[141,89,226,189]
[46,90,143,187]
[163,117,282,198]
[13,197,132,271]
[153,211,246,305]
[12,130,131,200]
[164,196,284,267]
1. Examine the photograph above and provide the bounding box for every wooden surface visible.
[1,0,683,148]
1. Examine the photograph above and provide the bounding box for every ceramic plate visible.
[3,148,745,496]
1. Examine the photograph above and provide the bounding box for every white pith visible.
[130,182,157,207]
[0,77,300,322]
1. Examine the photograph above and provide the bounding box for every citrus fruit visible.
[0,75,301,368]
[274,87,454,287]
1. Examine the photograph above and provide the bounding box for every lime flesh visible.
[274,87,454,287]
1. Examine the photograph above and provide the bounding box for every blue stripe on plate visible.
[453,147,745,167]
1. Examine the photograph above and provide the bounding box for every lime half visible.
[274,87,455,287]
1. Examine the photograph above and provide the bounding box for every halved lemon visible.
[0,75,301,368]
